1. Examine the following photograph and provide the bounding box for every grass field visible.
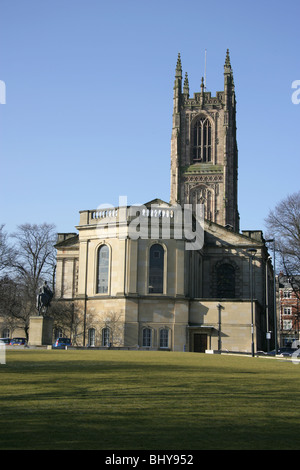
[0,349,300,450]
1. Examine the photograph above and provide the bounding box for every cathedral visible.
[55,51,274,353]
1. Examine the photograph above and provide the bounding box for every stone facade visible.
[53,51,274,353]
[55,203,273,353]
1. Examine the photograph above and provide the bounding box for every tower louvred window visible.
[193,117,212,163]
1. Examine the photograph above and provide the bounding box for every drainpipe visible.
[217,303,223,351]
[83,240,89,347]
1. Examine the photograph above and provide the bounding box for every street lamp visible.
[217,303,223,351]
[265,256,272,352]
[248,248,257,357]
[265,239,278,354]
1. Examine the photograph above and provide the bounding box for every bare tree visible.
[6,223,57,333]
[50,300,84,344]
[265,190,300,293]
[11,223,57,296]
[0,223,57,339]
[0,276,23,335]
[99,311,125,347]
[0,225,14,273]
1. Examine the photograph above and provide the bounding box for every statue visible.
[36,281,53,316]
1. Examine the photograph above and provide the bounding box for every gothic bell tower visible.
[170,50,240,232]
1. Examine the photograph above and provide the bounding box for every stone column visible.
[28,316,54,346]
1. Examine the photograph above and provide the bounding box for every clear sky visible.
[1,0,299,237]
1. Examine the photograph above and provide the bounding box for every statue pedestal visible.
[28,316,54,346]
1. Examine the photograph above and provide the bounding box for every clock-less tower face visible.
[170,51,239,232]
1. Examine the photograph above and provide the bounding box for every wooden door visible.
[194,333,207,353]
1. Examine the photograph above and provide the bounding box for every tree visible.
[50,300,84,345]
[0,225,14,273]
[265,190,300,292]
[99,311,125,347]
[0,223,57,339]
[11,223,56,293]
[0,276,23,335]
[8,223,57,336]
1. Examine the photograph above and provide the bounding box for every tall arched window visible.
[97,245,109,294]
[2,328,10,338]
[149,244,164,294]
[88,328,96,347]
[143,328,152,347]
[160,328,169,349]
[193,117,212,163]
[102,328,110,347]
[217,263,235,298]
[54,328,63,339]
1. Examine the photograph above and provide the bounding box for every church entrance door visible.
[194,334,207,353]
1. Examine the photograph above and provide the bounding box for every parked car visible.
[264,347,298,357]
[53,338,72,349]
[277,347,299,357]
[10,338,27,346]
[257,347,299,357]
[0,338,11,345]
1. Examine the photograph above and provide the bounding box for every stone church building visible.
[55,51,274,353]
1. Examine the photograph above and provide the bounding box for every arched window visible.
[217,263,235,298]
[149,244,164,294]
[193,117,212,163]
[143,328,152,347]
[102,328,110,347]
[191,186,213,221]
[159,329,169,349]
[2,328,10,339]
[97,245,109,294]
[88,328,96,347]
[54,328,63,339]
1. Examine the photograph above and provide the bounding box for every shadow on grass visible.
[1,350,300,449]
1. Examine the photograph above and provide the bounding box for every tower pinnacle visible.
[201,76,205,92]
[224,49,234,79]
[225,49,231,68]
[175,53,182,79]
[183,72,189,96]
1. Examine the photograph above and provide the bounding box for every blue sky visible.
[1,0,299,237]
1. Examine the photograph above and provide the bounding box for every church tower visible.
[170,50,240,232]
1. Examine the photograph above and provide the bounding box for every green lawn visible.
[0,349,300,450]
